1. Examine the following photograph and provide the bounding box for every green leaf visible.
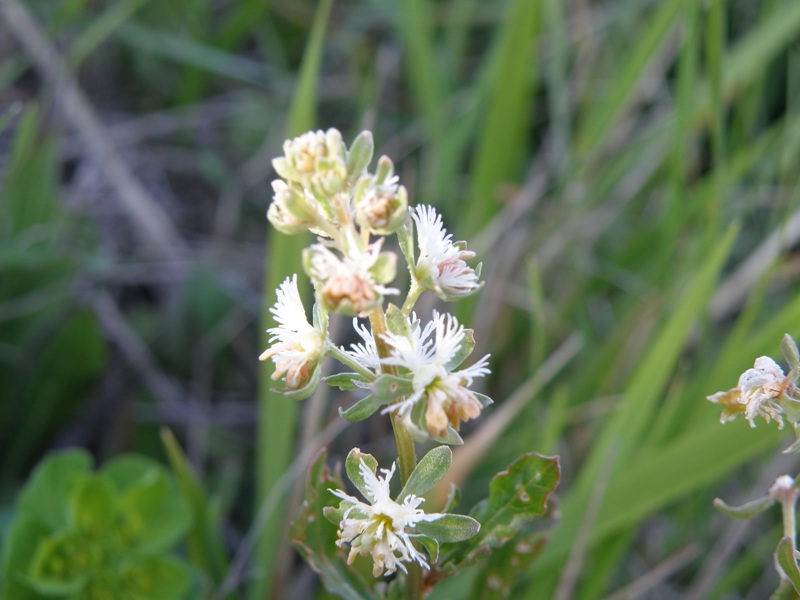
[345,449,379,502]
[783,334,800,372]
[372,374,414,402]
[290,451,375,600]
[339,394,386,423]
[713,495,775,520]
[399,446,452,501]
[124,556,192,600]
[410,534,439,564]
[428,426,464,446]
[347,131,374,180]
[469,453,560,549]
[777,536,800,594]
[324,372,371,391]
[414,514,480,543]
[68,475,118,540]
[1,515,59,600]
[444,329,476,372]
[385,304,412,339]
[17,450,93,531]
[116,468,191,556]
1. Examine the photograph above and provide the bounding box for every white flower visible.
[344,318,382,370]
[412,205,482,300]
[259,275,327,390]
[305,242,398,315]
[707,356,789,428]
[330,459,443,577]
[381,311,490,438]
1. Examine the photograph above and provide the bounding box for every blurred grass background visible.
[2,0,800,598]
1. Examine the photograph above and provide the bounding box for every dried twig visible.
[0,0,186,259]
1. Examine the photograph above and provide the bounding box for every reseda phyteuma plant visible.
[260,129,560,599]
[708,334,800,598]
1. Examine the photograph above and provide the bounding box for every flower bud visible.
[267,180,321,235]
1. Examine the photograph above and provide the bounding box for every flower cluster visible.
[261,129,487,576]
[324,448,479,578]
[707,356,793,428]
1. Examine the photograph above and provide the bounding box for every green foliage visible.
[1,450,191,600]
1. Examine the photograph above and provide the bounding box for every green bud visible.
[347,131,374,179]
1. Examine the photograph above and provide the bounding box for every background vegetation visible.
[2,0,800,598]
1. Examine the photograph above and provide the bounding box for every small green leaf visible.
[399,446,452,501]
[713,495,775,520]
[117,469,191,556]
[469,453,560,549]
[473,392,494,409]
[397,222,416,271]
[68,475,118,540]
[339,394,385,423]
[1,515,51,600]
[783,435,800,455]
[17,450,93,531]
[370,252,397,286]
[783,334,800,372]
[777,536,800,593]
[444,329,476,371]
[385,304,412,338]
[429,426,464,446]
[324,372,371,391]
[441,484,462,513]
[372,375,414,403]
[410,534,439,564]
[347,130,374,179]
[414,514,480,543]
[345,448,380,502]
[290,450,375,600]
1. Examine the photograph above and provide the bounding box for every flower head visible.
[329,458,443,577]
[354,156,409,235]
[272,129,347,199]
[708,356,792,428]
[411,205,482,301]
[381,311,491,439]
[304,242,398,316]
[259,275,328,394]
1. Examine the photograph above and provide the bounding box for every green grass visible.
[3,0,800,598]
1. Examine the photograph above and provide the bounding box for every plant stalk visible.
[368,306,422,600]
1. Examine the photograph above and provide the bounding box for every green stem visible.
[401,282,423,317]
[367,307,422,600]
[783,496,798,549]
[327,345,377,381]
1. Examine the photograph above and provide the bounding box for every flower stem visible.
[327,345,377,381]
[401,282,423,317]
[368,306,422,600]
